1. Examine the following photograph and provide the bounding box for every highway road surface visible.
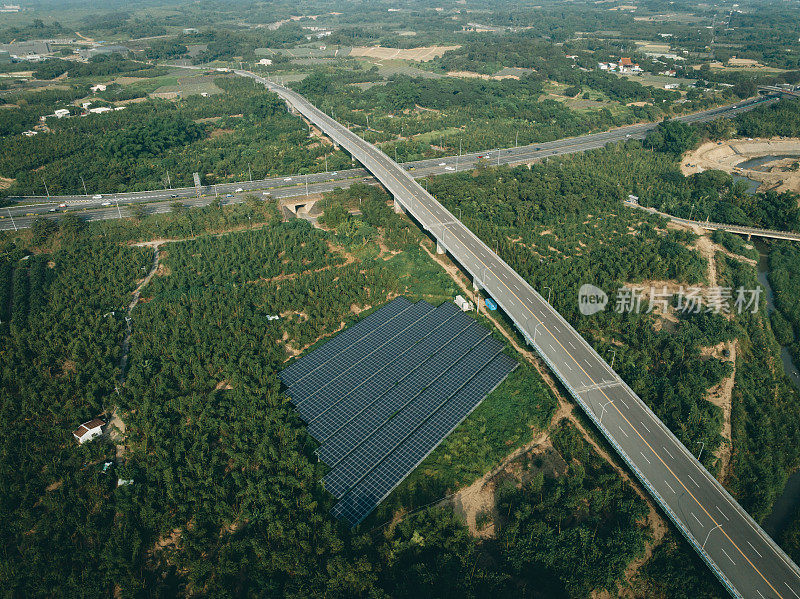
[1,92,777,231]
[241,70,800,598]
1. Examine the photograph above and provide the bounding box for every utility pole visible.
[248,164,253,182]
[515,131,519,147]
[7,208,17,231]
[610,348,616,368]
[324,155,328,172]
[305,173,309,196]
[166,171,171,189]
[366,113,369,129]
[81,176,88,197]
[114,198,122,220]
[42,176,50,198]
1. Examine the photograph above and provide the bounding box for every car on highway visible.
[101,201,111,206]
[225,193,233,198]
[49,208,57,212]
[170,194,179,198]
[445,166,455,171]
[92,194,102,199]
[439,162,446,166]
[235,188,243,193]
[58,203,67,208]
[284,177,292,182]
[331,171,338,176]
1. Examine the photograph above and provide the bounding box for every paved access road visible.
[245,71,800,598]
[1,93,777,231]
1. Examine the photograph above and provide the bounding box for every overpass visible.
[626,202,800,242]
[1,93,778,231]
[759,85,800,98]
[239,70,800,598]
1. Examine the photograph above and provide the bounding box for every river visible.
[756,241,800,537]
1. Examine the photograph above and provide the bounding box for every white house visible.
[22,130,38,137]
[73,418,104,444]
[90,84,107,93]
[53,108,70,118]
[664,83,679,90]
[258,58,273,66]
[89,106,113,114]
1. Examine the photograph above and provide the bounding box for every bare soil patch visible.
[350,45,460,62]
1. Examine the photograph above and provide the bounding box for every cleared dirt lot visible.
[349,45,459,61]
[682,138,800,195]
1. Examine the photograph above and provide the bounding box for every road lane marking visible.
[688,474,700,488]
[786,582,800,599]
[749,541,764,558]
[692,513,704,527]
[663,446,675,460]
[619,398,629,409]
[618,425,629,438]
[722,548,736,565]
[758,590,766,598]
[665,480,676,494]
[290,86,791,599]
[640,452,651,464]
[640,421,651,433]
[716,506,730,522]
[568,341,575,349]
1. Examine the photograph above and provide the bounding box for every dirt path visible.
[110,246,161,461]
[703,339,738,481]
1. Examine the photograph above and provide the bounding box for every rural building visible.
[0,50,10,63]
[53,108,70,118]
[258,58,273,65]
[454,295,474,312]
[0,41,51,56]
[73,419,105,444]
[90,84,107,92]
[89,106,113,114]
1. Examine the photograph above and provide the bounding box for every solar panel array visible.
[279,297,517,527]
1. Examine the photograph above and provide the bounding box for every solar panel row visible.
[316,320,489,467]
[292,300,435,416]
[278,297,517,527]
[307,302,464,441]
[323,337,505,499]
[332,352,518,526]
[280,296,412,387]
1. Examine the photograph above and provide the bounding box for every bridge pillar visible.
[473,277,479,290]
[436,240,445,255]
[393,199,403,214]
[747,233,752,241]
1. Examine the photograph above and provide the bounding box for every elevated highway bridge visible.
[239,70,800,599]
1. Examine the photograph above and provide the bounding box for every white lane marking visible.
[688,474,700,488]
[748,541,764,558]
[619,398,629,409]
[662,446,675,460]
[716,506,730,522]
[721,548,736,565]
[568,341,576,349]
[565,362,573,371]
[756,589,765,598]
[785,582,800,598]
[618,425,629,438]
[691,512,704,527]
[664,480,676,494]
[640,452,651,465]
[640,421,651,433]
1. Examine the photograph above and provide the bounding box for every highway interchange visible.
[244,72,800,598]
[0,93,777,231]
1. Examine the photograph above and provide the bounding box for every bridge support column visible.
[393,199,403,214]
[436,240,445,255]
[473,277,479,290]
[747,233,752,241]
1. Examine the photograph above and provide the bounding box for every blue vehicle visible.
[485,297,498,311]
